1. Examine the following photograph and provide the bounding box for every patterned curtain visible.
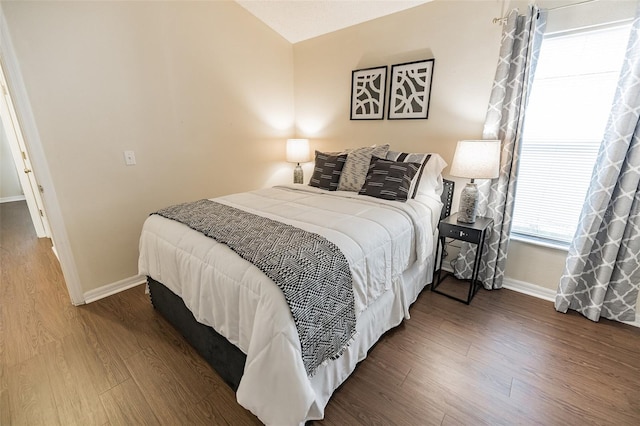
[555,10,640,323]
[454,6,547,289]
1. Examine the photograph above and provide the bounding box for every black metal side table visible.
[432,212,493,304]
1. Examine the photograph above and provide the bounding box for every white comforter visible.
[138,185,439,425]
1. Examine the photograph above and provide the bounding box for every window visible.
[511,22,632,246]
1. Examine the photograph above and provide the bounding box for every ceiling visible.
[235,0,432,44]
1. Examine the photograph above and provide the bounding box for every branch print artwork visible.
[388,59,434,120]
[350,66,387,120]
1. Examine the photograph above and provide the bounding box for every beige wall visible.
[3,0,294,292]
[0,122,23,199]
[293,1,532,276]
[293,0,500,156]
[293,0,639,300]
[3,0,637,305]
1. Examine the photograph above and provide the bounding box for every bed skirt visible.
[147,277,246,391]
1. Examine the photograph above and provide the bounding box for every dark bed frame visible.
[147,179,455,391]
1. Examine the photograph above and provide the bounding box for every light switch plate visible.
[124,150,136,165]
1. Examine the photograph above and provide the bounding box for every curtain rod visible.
[547,0,597,11]
[492,0,598,24]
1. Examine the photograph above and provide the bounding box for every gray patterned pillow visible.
[337,144,390,192]
[309,151,348,191]
[358,157,420,202]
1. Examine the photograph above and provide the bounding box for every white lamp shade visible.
[449,140,501,179]
[286,139,310,163]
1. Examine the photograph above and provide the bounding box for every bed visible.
[138,149,452,425]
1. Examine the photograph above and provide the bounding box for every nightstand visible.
[432,212,493,304]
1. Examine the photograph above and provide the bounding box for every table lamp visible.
[286,139,310,184]
[449,140,501,223]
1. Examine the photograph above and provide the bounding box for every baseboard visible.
[502,277,640,327]
[0,195,26,203]
[51,245,59,261]
[501,277,556,302]
[88,271,640,327]
[83,275,147,304]
[444,269,637,321]
[442,266,557,303]
[622,316,640,328]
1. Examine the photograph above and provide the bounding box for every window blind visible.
[512,23,631,245]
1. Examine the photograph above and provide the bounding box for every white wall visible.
[0,121,23,200]
[2,0,295,293]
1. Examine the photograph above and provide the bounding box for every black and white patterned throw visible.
[153,199,356,376]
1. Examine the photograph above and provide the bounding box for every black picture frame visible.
[388,59,435,120]
[350,66,387,120]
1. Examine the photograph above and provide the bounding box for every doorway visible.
[0,51,84,306]
[0,61,52,240]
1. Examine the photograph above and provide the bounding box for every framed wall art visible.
[350,66,387,120]
[388,59,435,120]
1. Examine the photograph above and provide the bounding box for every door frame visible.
[0,63,51,238]
[0,10,84,305]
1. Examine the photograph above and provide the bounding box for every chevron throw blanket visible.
[153,199,356,377]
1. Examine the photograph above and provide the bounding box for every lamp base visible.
[457,182,478,224]
[293,164,303,184]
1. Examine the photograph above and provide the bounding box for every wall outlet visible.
[123,150,136,166]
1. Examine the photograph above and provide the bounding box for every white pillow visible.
[417,153,447,199]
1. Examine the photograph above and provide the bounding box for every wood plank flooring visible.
[2,200,639,425]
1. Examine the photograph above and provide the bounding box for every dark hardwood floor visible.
[1,200,639,425]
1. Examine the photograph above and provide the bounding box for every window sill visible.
[510,233,570,251]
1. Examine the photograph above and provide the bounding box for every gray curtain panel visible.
[556,11,640,323]
[454,7,547,289]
